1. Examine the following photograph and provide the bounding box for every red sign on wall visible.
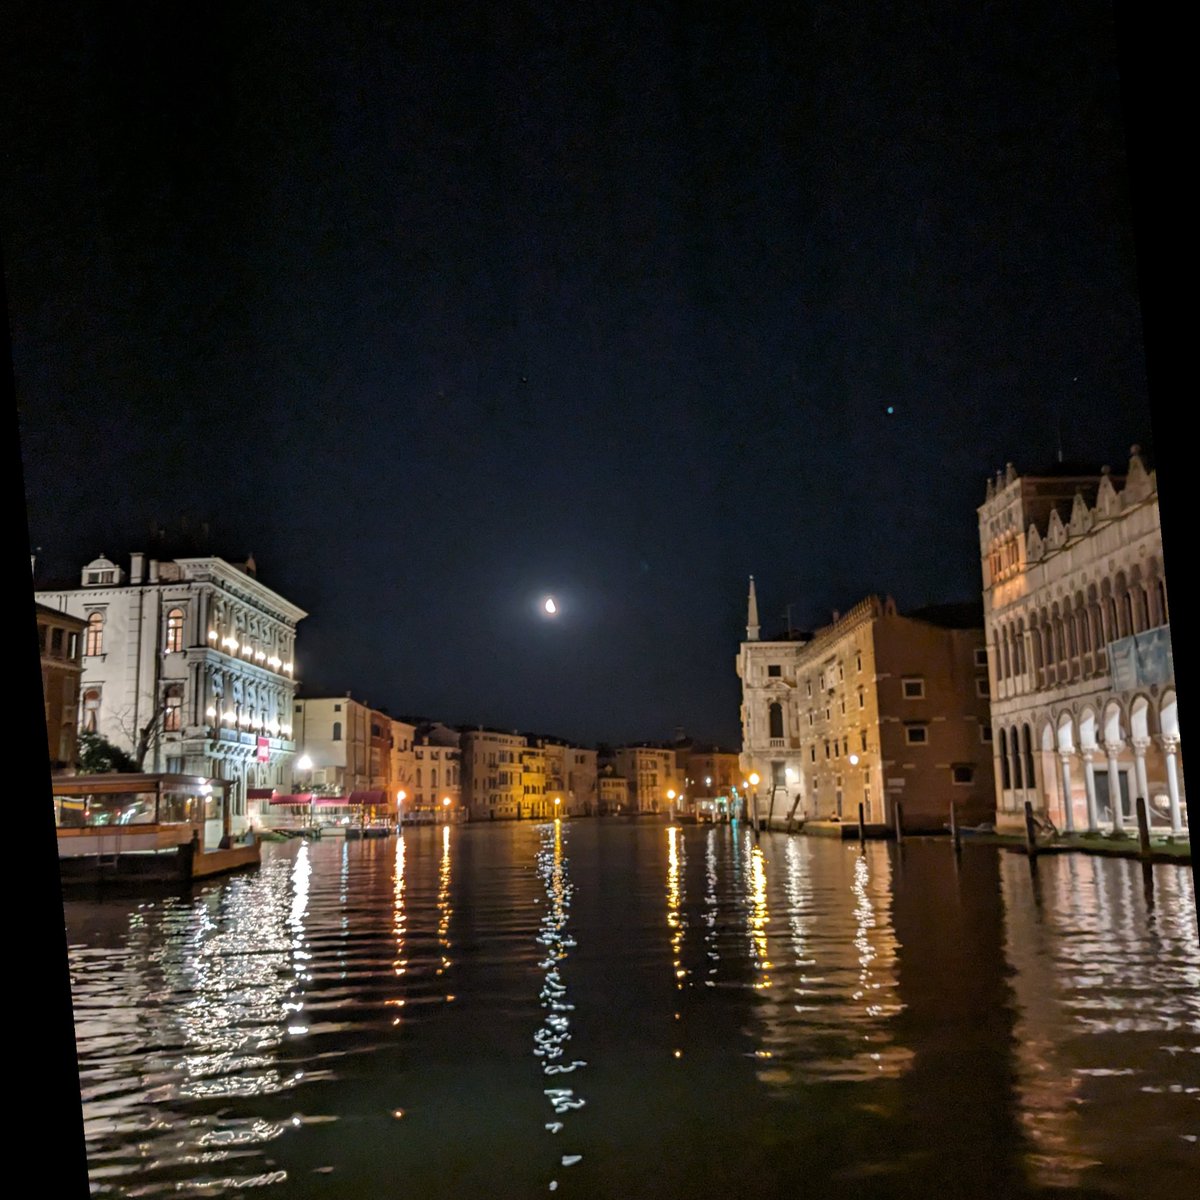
[257,736,270,763]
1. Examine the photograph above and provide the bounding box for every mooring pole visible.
[1135,796,1152,860]
[1024,800,1038,859]
[858,801,866,847]
[949,801,961,853]
[893,799,904,845]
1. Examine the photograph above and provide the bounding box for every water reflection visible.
[533,820,586,1188]
[437,824,453,984]
[1002,853,1200,1192]
[389,833,407,1026]
[666,825,687,991]
[743,834,907,1086]
[69,845,314,1194]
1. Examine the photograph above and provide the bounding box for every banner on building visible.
[257,736,270,763]
[1108,626,1174,691]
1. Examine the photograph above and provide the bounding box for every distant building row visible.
[35,551,738,831]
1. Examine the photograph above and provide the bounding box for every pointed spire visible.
[746,575,760,641]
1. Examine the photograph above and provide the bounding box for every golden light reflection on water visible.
[744,836,909,1087]
[391,833,407,1018]
[667,826,687,989]
[1002,854,1200,1191]
[436,824,453,980]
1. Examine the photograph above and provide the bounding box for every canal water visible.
[64,821,1198,1198]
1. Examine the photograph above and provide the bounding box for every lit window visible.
[82,688,101,732]
[85,612,104,656]
[163,685,183,732]
[165,608,185,653]
[902,678,925,699]
[905,725,928,745]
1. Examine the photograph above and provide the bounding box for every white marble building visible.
[979,447,1184,835]
[37,551,306,833]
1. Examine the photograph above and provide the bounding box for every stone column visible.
[1105,741,1125,834]
[1059,753,1076,834]
[1132,739,1151,823]
[1161,739,1184,837]
[1081,749,1100,833]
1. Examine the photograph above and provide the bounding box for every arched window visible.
[1023,725,1036,790]
[1010,725,1023,789]
[768,703,784,739]
[82,688,101,732]
[1001,629,1011,679]
[165,608,185,653]
[431,767,438,789]
[85,612,104,656]
[332,721,342,742]
[998,729,1011,789]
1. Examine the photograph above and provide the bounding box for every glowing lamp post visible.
[554,796,561,820]
[442,795,452,825]
[748,771,761,832]
[667,788,676,822]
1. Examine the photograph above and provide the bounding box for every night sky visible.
[6,2,1152,748]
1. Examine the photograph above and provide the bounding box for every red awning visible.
[247,788,274,800]
[347,790,388,806]
[268,792,315,805]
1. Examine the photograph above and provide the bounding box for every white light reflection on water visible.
[534,820,586,1187]
[1002,853,1200,1191]
[68,844,316,1194]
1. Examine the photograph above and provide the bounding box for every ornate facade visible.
[979,447,1184,835]
[37,552,306,832]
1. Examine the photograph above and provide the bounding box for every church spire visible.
[746,575,760,641]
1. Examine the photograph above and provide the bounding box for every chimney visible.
[148,559,160,583]
[130,552,145,585]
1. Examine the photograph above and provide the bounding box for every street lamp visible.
[442,795,451,825]
[554,796,561,820]
[748,771,761,831]
[667,788,676,822]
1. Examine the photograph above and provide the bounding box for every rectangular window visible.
[806,680,812,697]
[981,725,994,743]
[810,747,817,763]
[767,664,781,677]
[67,632,79,659]
[905,725,929,745]
[902,678,925,699]
[860,730,867,751]
[976,678,990,697]
[952,765,974,785]
[856,652,862,673]
[974,647,988,668]
[50,627,64,655]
